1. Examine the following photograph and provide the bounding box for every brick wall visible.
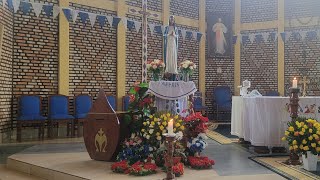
[241,30,278,95]
[69,3,117,97]
[12,0,59,123]
[125,0,162,12]
[170,0,199,20]
[284,0,320,96]
[205,0,234,118]
[241,0,277,23]
[0,1,13,131]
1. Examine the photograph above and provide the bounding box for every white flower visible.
[157,122,161,125]
[149,154,154,157]
[146,135,150,139]
[190,66,194,70]
[154,59,160,64]
[198,133,208,140]
[146,64,152,70]
[183,64,188,68]
[149,129,154,134]
[149,147,153,151]
[196,142,201,147]
[193,64,197,69]
[176,131,183,140]
[151,159,155,163]
[157,136,162,141]
[152,65,157,69]
[131,133,136,139]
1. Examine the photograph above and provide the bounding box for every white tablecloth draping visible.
[148,81,197,115]
[231,96,320,147]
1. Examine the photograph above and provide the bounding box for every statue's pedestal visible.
[148,81,197,115]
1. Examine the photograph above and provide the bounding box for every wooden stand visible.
[285,88,301,165]
[164,134,176,180]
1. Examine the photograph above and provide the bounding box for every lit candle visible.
[293,77,297,88]
[168,119,174,135]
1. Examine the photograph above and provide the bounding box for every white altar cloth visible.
[148,81,197,114]
[231,96,320,147]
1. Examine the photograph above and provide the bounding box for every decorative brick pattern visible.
[285,0,320,20]
[0,2,13,132]
[170,0,199,20]
[241,30,278,95]
[125,15,163,92]
[126,0,162,12]
[176,24,199,88]
[205,0,234,118]
[12,0,59,125]
[241,0,277,23]
[284,26,320,96]
[69,3,117,97]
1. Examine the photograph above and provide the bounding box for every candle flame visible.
[170,119,173,122]
[294,77,296,80]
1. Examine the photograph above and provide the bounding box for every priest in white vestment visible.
[164,15,179,81]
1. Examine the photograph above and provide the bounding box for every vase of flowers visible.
[282,118,320,171]
[180,60,196,82]
[147,59,165,81]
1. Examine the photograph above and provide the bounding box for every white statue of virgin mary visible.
[164,15,179,79]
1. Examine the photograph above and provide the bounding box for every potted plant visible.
[146,59,165,81]
[179,60,196,82]
[282,118,320,171]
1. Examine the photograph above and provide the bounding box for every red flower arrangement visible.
[129,161,158,176]
[173,162,184,177]
[111,160,130,174]
[183,112,209,138]
[188,156,215,169]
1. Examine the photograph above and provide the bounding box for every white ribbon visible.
[88,13,97,27]
[122,17,127,30]
[181,29,187,41]
[148,23,155,36]
[300,31,307,41]
[192,31,197,40]
[261,32,269,42]
[106,15,113,27]
[134,20,141,33]
[248,33,255,43]
[72,9,79,23]
[52,5,60,19]
[31,2,43,17]
[12,0,21,13]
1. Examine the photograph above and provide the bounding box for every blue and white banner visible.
[31,2,43,17]
[134,20,141,33]
[148,23,155,36]
[88,13,97,27]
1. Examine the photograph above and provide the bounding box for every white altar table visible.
[231,96,320,147]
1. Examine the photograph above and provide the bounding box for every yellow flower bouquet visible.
[282,118,320,156]
[141,112,185,147]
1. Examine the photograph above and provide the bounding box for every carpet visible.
[250,156,320,180]
[206,124,238,144]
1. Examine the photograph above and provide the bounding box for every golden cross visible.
[299,76,310,97]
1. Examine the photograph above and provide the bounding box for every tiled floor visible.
[0,127,287,179]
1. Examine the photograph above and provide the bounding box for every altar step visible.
[6,143,219,180]
[0,164,43,180]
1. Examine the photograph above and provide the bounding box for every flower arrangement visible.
[111,160,130,174]
[188,156,215,169]
[187,133,208,155]
[173,162,184,177]
[129,161,158,176]
[147,59,165,81]
[184,112,209,138]
[282,118,320,156]
[180,60,196,75]
[116,133,153,165]
[141,112,185,147]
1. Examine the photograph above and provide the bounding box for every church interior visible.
[0,0,320,179]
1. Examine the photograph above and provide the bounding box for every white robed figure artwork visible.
[212,18,227,55]
[164,15,179,78]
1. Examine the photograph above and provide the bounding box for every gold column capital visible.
[58,0,70,95]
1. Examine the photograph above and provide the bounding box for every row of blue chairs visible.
[17,94,129,141]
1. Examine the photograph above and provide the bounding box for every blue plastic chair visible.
[213,86,232,121]
[17,95,47,141]
[106,94,117,111]
[265,91,280,96]
[48,95,74,137]
[122,95,130,111]
[74,94,92,137]
[193,92,208,116]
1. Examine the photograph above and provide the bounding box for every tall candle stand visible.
[285,87,301,165]
[163,133,176,180]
